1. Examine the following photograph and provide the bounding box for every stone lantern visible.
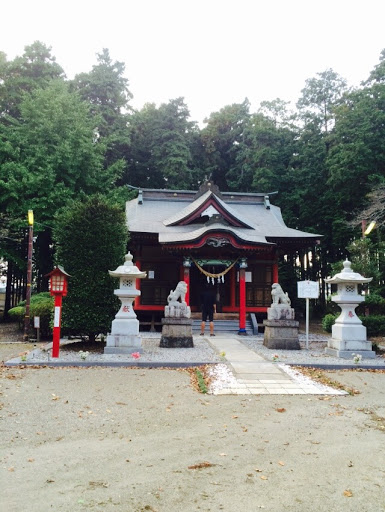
[325,259,375,358]
[104,252,147,354]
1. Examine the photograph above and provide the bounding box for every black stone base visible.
[263,338,300,350]
[159,336,194,348]
[263,320,300,350]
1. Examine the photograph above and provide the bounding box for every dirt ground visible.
[1,325,385,512]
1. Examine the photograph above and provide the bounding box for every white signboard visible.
[54,307,61,327]
[297,280,319,299]
[34,316,40,328]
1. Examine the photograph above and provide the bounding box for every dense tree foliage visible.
[123,98,201,189]
[53,196,128,341]
[1,41,385,316]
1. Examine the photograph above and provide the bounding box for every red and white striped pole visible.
[52,294,63,358]
[238,258,247,335]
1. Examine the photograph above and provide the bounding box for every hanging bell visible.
[207,276,210,283]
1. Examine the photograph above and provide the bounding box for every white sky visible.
[1,0,385,124]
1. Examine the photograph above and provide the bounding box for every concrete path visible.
[206,335,346,396]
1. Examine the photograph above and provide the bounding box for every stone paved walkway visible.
[206,335,347,396]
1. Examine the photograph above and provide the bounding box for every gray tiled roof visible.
[163,190,255,229]
[126,190,321,245]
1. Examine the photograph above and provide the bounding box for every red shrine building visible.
[127,181,320,332]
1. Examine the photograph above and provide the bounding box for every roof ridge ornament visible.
[194,179,223,200]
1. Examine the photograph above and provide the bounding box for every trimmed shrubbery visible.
[359,315,385,337]
[7,292,54,338]
[322,313,337,333]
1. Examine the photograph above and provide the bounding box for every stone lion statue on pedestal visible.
[165,281,191,318]
[271,283,291,306]
[167,281,188,305]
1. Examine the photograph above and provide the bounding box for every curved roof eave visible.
[159,223,273,246]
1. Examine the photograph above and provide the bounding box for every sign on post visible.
[297,280,319,299]
[297,281,319,349]
[34,316,40,343]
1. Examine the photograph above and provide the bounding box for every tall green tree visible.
[0,80,122,290]
[53,196,128,342]
[200,99,250,191]
[297,68,348,134]
[124,98,199,189]
[232,112,297,197]
[71,48,132,168]
[0,41,65,119]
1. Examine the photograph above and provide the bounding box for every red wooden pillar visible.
[238,258,247,335]
[183,257,191,305]
[52,294,63,358]
[272,258,279,284]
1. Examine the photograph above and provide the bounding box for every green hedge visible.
[322,314,337,333]
[7,292,54,338]
[359,315,385,337]
[322,312,385,337]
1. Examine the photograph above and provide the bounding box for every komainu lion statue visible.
[167,281,188,305]
[271,283,291,306]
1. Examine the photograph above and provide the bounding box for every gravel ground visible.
[4,331,385,368]
[243,333,385,367]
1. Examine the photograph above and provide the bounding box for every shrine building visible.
[126,181,321,332]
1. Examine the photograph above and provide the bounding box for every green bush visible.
[7,293,54,338]
[359,315,385,337]
[53,196,128,342]
[363,294,385,315]
[322,313,337,333]
[7,306,25,327]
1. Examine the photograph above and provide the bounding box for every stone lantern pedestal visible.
[104,252,147,354]
[325,260,375,359]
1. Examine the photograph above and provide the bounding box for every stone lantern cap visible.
[325,259,372,284]
[108,252,147,279]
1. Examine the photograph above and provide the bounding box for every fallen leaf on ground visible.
[260,475,268,480]
[344,490,353,497]
[278,461,285,466]
[188,461,214,469]
[276,408,286,413]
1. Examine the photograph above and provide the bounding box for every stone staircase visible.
[191,313,255,335]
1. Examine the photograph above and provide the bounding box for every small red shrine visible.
[126,181,321,332]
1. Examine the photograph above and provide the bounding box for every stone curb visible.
[4,360,385,371]
[3,361,216,368]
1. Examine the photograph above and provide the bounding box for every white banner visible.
[54,306,61,327]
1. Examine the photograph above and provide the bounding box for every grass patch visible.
[195,369,208,394]
[186,365,211,394]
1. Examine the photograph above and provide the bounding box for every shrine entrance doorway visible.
[189,260,234,313]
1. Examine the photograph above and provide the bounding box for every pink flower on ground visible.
[131,352,141,359]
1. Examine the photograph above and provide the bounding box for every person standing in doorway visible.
[200,284,217,336]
